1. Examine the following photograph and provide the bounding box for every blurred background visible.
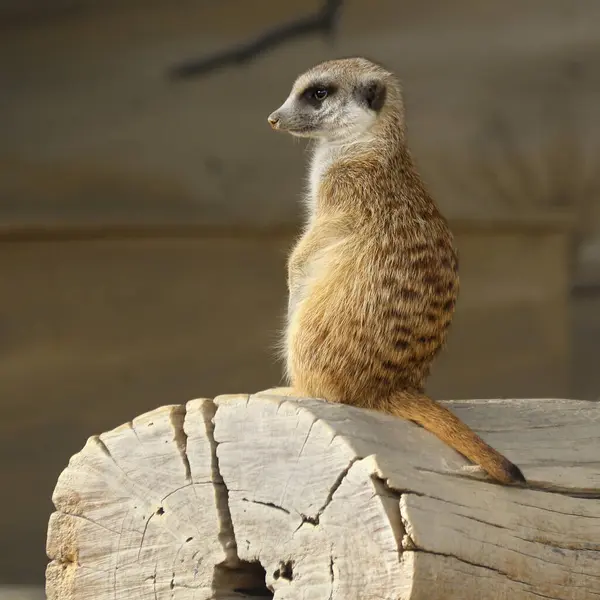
[1,0,599,592]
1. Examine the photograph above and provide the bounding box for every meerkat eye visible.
[301,84,334,107]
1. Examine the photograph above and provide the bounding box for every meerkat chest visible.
[307,144,337,214]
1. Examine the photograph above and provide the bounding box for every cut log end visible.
[46,394,600,600]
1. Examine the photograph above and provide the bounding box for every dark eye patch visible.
[300,83,337,108]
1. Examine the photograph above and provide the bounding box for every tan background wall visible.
[0,0,599,586]
[2,0,600,232]
[0,220,573,584]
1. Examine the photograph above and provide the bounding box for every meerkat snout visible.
[266,99,301,135]
[267,113,280,129]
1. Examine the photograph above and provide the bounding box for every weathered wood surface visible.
[46,394,600,599]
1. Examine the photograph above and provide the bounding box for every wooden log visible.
[46,394,600,600]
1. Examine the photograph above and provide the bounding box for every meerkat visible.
[263,57,525,485]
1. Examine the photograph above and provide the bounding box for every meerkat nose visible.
[267,113,280,129]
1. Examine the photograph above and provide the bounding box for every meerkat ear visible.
[359,80,387,112]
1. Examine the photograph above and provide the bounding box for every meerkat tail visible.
[387,392,526,485]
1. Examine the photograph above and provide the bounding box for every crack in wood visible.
[411,548,515,584]
[170,405,192,482]
[418,464,600,498]
[328,553,335,600]
[512,500,600,519]
[241,498,291,515]
[301,457,360,526]
[201,400,240,567]
[370,474,406,559]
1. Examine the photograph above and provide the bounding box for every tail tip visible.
[504,461,526,485]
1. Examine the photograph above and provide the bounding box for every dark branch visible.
[167,0,344,80]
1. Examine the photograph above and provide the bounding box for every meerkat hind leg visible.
[255,387,338,406]
[255,386,300,398]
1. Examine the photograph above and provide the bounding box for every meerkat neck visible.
[306,140,353,214]
[305,112,407,219]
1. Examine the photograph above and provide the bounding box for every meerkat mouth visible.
[286,126,317,138]
[274,124,317,138]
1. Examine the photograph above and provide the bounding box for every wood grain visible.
[46,394,600,599]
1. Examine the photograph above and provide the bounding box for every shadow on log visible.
[46,394,600,599]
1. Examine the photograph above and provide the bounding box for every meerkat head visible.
[267,57,402,144]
